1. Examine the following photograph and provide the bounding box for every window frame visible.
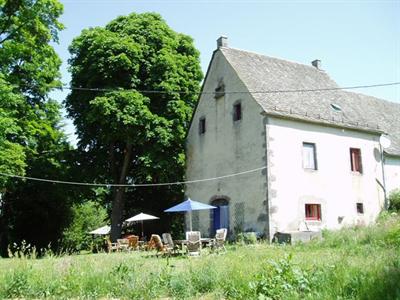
[356,203,364,214]
[199,117,206,135]
[233,102,242,122]
[350,148,363,173]
[305,204,322,221]
[302,142,318,170]
[214,80,225,99]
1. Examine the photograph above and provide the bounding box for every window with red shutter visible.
[305,204,321,221]
[350,148,362,173]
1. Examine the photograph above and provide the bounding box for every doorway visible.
[211,198,229,234]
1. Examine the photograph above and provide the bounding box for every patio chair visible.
[162,233,180,255]
[117,238,130,251]
[147,234,168,256]
[210,228,227,253]
[186,231,202,256]
[126,235,139,250]
[106,238,119,253]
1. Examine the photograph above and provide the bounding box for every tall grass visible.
[0,213,399,299]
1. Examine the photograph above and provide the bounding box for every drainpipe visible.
[379,135,391,210]
[263,114,272,242]
[380,144,388,210]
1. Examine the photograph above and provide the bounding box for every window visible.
[233,102,242,121]
[356,203,364,214]
[305,204,321,221]
[214,80,225,99]
[302,143,317,170]
[199,117,206,135]
[350,148,362,173]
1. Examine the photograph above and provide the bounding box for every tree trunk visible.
[110,143,133,242]
[0,195,10,257]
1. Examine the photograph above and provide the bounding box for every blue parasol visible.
[164,198,216,231]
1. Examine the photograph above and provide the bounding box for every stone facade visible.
[185,38,400,240]
[185,50,268,238]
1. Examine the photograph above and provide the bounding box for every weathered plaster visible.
[185,50,268,237]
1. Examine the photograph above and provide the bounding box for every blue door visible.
[212,204,229,233]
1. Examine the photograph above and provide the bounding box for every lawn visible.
[0,213,399,299]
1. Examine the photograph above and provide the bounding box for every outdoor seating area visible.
[89,198,228,257]
[103,229,227,256]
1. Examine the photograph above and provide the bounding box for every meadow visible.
[0,213,399,300]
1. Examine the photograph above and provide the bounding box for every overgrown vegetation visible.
[389,189,400,212]
[0,213,399,299]
[61,201,108,253]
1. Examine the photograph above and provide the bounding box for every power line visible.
[0,166,266,188]
[58,81,400,95]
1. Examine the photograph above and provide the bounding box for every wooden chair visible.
[162,233,180,255]
[117,238,129,251]
[126,235,139,250]
[106,238,119,253]
[147,234,168,256]
[186,231,201,256]
[210,228,227,253]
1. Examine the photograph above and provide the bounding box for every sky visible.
[51,0,400,145]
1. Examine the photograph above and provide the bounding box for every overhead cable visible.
[57,81,400,94]
[0,166,266,188]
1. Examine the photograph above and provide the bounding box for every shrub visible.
[388,189,400,212]
[61,201,107,253]
[249,254,310,299]
[236,232,257,244]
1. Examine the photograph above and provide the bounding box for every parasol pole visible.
[189,210,193,232]
[141,220,144,238]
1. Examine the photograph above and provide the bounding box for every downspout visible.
[380,144,388,210]
[263,115,272,242]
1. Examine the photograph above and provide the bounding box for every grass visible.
[0,213,399,299]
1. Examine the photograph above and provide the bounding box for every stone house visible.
[185,36,400,240]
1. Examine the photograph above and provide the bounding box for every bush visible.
[236,232,257,244]
[249,254,310,299]
[388,189,400,212]
[61,201,108,253]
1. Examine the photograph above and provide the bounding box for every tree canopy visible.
[0,0,71,255]
[66,12,203,240]
[0,0,64,101]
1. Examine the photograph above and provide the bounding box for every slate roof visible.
[220,47,400,157]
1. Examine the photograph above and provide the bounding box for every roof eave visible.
[262,111,384,135]
[185,49,219,141]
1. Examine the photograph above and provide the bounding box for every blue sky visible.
[52,0,400,145]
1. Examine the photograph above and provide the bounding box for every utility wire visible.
[57,81,400,94]
[0,166,266,188]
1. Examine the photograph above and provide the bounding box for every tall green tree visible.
[0,0,64,100]
[0,76,26,189]
[0,0,69,255]
[66,12,202,241]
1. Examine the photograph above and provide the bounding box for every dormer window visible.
[330,103,342,112]
[214,79,225,99]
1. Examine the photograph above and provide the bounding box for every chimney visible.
[311,59,321,69]
[217,36,228,48]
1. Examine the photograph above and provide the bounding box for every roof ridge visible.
[341,89,400,106]
[220,46,328,73]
